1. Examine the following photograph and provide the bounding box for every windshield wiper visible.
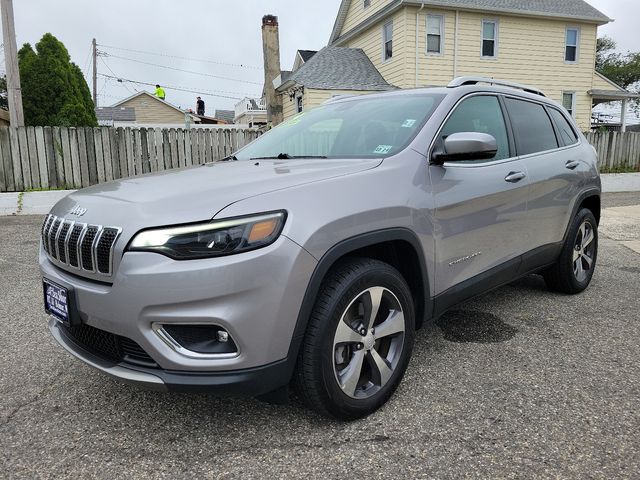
[219,155,238,162]
[250,153,327,160]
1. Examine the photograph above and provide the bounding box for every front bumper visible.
[40,235,317,392]
[49,318,294,395]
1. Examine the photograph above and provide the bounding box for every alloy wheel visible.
[573,220,596,282]
[332,286,405,399]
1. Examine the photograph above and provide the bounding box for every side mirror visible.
[431,132,498,164]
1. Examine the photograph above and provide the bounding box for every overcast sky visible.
[2,0,638,114]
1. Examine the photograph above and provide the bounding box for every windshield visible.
[235,93,444,160]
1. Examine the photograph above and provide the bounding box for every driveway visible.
[1,193,639,478]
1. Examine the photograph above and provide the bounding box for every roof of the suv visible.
[324,78,559,109]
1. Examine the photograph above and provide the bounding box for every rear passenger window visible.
[440,95,510,162]
[505,98,559,155]
[548,108,579,146]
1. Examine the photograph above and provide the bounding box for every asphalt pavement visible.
[1,193,639,479]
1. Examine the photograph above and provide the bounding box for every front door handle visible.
[565,160,580,170]
[505,171,526,183]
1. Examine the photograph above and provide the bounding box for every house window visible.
[363,0,371,8]
[383,21,393,60]
[565,28,579,62]
[427,15,444,54]
[562,92,576,117]
[296,96,303,113]
[481,20,498,58]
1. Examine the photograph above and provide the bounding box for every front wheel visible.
[294,258,415,420]
[543,208,598,294]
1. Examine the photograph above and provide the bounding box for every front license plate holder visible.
[43,278,80,326]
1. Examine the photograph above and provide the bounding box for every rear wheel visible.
[543,208,598,294]
[294,258,415,420]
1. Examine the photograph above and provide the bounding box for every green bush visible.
[18,33,97,127]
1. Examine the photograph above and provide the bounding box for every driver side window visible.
[441,95,510,162]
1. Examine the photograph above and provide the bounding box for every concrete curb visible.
[0,173,639,217]
[0,190,76,216]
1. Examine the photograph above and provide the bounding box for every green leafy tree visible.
[0,76,8,110]
[596,36,640,90]
[18,33,97,126]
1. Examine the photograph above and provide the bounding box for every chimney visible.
[262,14,283,126]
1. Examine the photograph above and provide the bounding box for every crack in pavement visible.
[0,370,65,429]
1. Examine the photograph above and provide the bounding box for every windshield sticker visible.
[374,145,393,154]
[402,119,417,128]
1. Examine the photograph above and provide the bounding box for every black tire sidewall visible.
[565,208,598,291]
[313,260,415,419]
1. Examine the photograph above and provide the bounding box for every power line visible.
[102,53,263,86]
[99,56,135,94]
[82,43,93,78]
[97,72,257,97]
[98,43,263,70]
[97,73,257,101]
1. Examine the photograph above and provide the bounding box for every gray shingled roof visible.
[330,0,611,43]
[278,46,394,92]
[95,107,136,123]
[298,50,317,62]
[214,109,235,123]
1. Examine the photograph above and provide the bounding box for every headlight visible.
[128,211,286,260]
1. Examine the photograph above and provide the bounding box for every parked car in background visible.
[40,77,601,420]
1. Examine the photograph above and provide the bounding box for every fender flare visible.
[563,188,601,243]
[283,228,431,379]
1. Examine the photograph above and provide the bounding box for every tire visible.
[543,208,598,294]
[294,257,415,420]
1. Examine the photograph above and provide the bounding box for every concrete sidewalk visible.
[0,190,76,216]
[1,173,639,216]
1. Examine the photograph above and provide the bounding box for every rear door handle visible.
[565,160,580,170]
[504,171,526,183]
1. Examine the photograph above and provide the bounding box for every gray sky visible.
[2,0,637,113]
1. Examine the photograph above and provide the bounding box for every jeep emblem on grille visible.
[69,205,87,217]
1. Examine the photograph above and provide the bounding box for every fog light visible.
[159,324,238,356]
[217,331,229,343]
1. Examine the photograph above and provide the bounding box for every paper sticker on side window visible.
[374,145,393,154]
[402,119,417,128]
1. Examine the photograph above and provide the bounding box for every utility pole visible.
[92,38,97,106]
[1,0,24,126]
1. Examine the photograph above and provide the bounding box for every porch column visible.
[621,99,628,132]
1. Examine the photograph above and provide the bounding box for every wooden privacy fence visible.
[0,126,261,192]
[584,131,640,170]
[1,128,638,192]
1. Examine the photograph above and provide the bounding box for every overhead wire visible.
[102,53,263,86]
[82,43,93,78]
[97,73,258,101]
[98,43,263,70]
[99,56,136,94]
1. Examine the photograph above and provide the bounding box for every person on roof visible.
[196,97,205,116]
[155,84,166,100]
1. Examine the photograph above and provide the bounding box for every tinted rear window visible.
[505,98,559,156]
[548,108,579,146]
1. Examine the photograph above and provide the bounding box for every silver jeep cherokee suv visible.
[40,77,600,420]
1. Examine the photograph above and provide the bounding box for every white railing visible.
[234,97,267,119]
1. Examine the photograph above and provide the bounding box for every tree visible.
[0,76,8,110]
[18,33,97,126]
[596,36,640,90]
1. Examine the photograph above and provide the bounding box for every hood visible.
[50,158,382,233]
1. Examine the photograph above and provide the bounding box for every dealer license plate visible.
[43,278,70,324]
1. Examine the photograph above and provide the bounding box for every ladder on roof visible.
[448,76,546,97]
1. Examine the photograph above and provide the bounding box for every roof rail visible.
[448,76,546,97]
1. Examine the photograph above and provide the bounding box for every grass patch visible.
[16,191,24,214]
[600,163,640,174]
[24,186,74,192]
